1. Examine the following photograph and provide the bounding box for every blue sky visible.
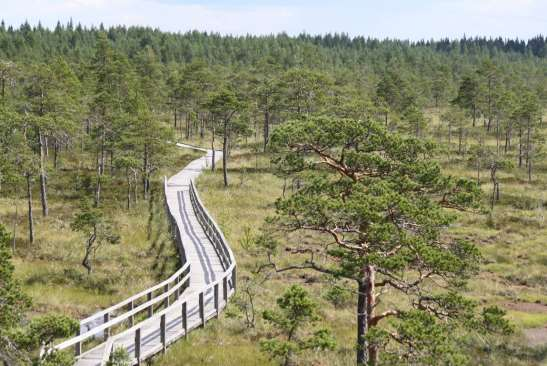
[2,0,546,40]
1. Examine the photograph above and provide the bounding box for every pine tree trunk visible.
[211,121,216,171]
[133,170,138,205]
[186,113,190,139]
[496,118,500,154]
[143,144,149,200]
[490,166,497,210]
[26,173,34,244]
[518,127,523,167]
[53,139,59,169]
[223,119,229,187]
[174,106,177,128]
[526,117,531,167]
[110,150,114,176]
[127,169,131,210]
[505,121,512,154]
[477,158,481,185]
[356,277,368,365]
[458,128,463,154]
[263,110,270,152]
[95,127,105,206]
[38,131,48,216]
[472,105,476,127]
[487,80,492,132]
[528,159,532,183]
[95,149,101,206]
[82,228,97,275]
[366,265,378,365]
[12,199,18,253]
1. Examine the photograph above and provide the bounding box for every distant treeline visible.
[0,21,545,66]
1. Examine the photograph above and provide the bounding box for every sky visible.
[1,0,546,40]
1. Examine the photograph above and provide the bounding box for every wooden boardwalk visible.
[54,144,236,366]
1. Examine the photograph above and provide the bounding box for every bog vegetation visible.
[0,22,546,365]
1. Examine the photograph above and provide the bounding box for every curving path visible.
[54,144,236,366]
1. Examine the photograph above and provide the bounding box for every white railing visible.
[54,266,191,355]
[189,180,236,273]
[53,148,236,365]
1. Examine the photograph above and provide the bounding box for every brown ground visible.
[505,302,547,347]
[523,327,547,347]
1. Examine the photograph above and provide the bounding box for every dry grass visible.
[155,113,547,366]
[0,145,202,319]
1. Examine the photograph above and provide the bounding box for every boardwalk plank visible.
[70,146,235,366]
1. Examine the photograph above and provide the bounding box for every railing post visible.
[103,313,110,339]
[182,302,188,339]
[129,300,135,327]
[135,328,141,366]
[232,268,237,292]
[174,275,180,301]
[164,283,170,308]
[199,292,205,327]
[147,292,153,318]
[214,283,219,318]
[160,314,166,353]
[75,328,81,356]
[108,342,114,363]
[223,276,228,304]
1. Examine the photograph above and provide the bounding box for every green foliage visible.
[323,284,352,309]
[260,285,335,366]
[36,350,74,366]
[0,20,545,366]
[26,314,79,348]
[71,200,120,274]
[0,224,31,329]
[0,224,32,364]
[268,116,509,363]
[107,347,131,366]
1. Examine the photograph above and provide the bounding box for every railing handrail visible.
[55,146,237,364]
[78,177,189,329]
[80,261,190,326]
[76,265,235,361]
[55,272,191,351]
[174,142,209,152]
[109,265,234,344]
[189,179,236,268]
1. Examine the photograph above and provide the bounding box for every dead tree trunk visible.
[366,265,378,366]
[356,265,368,365]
